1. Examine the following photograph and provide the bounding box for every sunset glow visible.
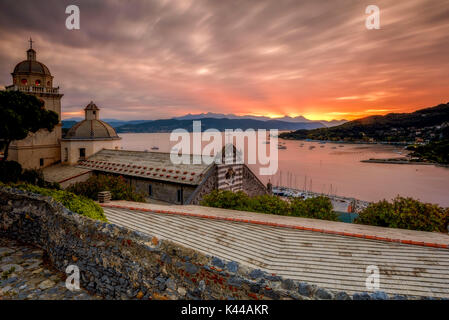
[0,0,448,121]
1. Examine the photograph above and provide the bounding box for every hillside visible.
[115,118,324,133]
[280,102,449,143]
[173,112,347,127]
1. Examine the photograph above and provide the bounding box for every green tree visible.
[355,196,449,232]
[0,90,59,161]
[290,196,337,221]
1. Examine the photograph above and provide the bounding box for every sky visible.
[0,0,448,121]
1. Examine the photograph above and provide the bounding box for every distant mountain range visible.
[62,118,148,129]
[279,102,449,143]
[115,118,324,133]
[173,112,347,127]
[62,113,347,132]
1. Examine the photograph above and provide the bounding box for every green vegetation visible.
[67,174,146,202]
[355,196,449,232]
[202,191,449,232]
[280,103,449,143]
[0,160,60,189]
[290,196,337,221]
[0,90,59,161]
[407,139,449,164]
[1,182,107,222]
[200,190,338,221]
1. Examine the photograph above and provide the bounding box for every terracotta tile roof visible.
[76,149,214,185]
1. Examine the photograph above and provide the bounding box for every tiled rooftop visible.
[43,164,91,184]
[76,149,214,185]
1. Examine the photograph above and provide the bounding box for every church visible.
[5,40,63,168]
[2,41,268,204]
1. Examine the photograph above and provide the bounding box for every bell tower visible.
[5,39,63,169]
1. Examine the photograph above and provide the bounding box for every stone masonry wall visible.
[0,187,419,300]
[242,165,268,197]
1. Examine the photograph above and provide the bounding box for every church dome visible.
[64,102,121,140]
[12,48,51,76]
[13,59,51,76]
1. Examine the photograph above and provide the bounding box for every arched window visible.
[21,79,27,85]
[35,79,41,86]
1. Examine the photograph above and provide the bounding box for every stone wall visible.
[0,187,417,300]
[187,167,218,205]
[129,177,196,204]
[242,165,268,197]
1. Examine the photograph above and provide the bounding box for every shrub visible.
[67,174,146,202]
[21,168,60,189]
[201,190,250,211]
[0,161,22,183]
[290,196,338,221]
[201,190,337,222]
[0,161,59,189]
[4,182,107,222]
[355,196,449,232]
[248,194,290,215]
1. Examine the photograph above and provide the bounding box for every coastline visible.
[360,158,449,168]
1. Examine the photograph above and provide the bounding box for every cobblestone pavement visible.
[0,237,101,300]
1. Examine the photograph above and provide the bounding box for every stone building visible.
[4,40,63,169]
[3,41,268,204]
[76,147,267,205]
[61,102,121,165]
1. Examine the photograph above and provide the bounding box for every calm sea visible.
[119,132,449,207]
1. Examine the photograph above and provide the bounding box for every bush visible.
[0,161,22,183]
[200,190,250,211]
[67,174,146,202]
[5,183,107,222]
[21,168,60,189]
[248,194,290,215]
[290,196,338,221]
[201,190,337,221]
[355,196,449,232]
[0,161,60,189]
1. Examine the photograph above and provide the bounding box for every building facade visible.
[76,147,268,205]
[61,102,122,165]
[5,41,63,169]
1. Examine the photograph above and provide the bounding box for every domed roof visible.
[13,48,51,76]
[64,102,121,140]
[65,120,120,140]
[13,60,51,75]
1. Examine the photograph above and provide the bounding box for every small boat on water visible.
[151,146,159,150]
[309,145,316,150]
[278,145,287,150]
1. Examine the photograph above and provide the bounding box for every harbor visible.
[272,185,371,222]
